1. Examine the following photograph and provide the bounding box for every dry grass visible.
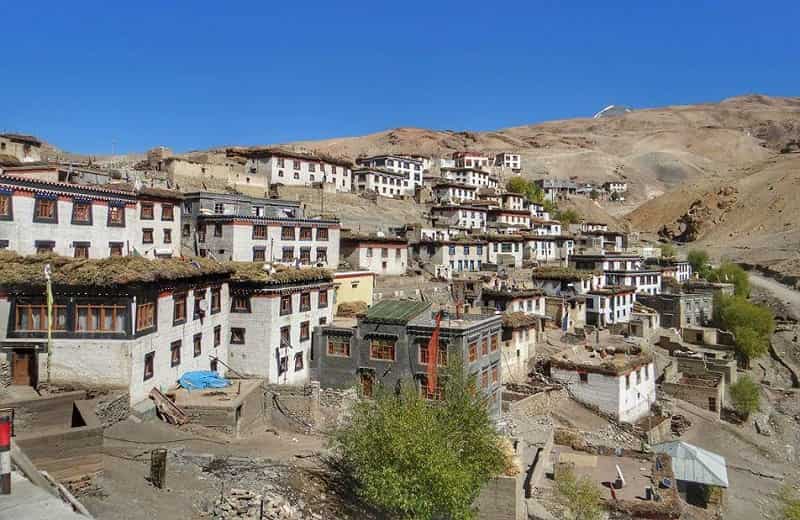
[227,262,332,285]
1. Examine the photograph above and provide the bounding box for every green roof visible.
[364,300,431,324]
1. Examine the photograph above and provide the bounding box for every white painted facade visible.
[355,155,424,191]
[585,289,636,325]
[604,270,662,295]
[494,153,521,171]
[245,153,352,192]
[529,219,562,236]
[352,168,409,197]
[430,205,487,231]
[500,325,536,383]
[412,241,488,279]
[433,183,477,203]
[442,168,499,189]
[487,209,531,229]
[486,238,524,267]
[341,240,408,276]
[500,193,526,211]
[550,361,656,423]
[452,152,490,170]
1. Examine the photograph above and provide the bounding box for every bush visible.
[715,295,775,339]
[555,467,603,520]
[729,376,760,418]
[732,326,769,363]
[688,249,711,278]
[660,243,677,259]
[556,209,581,226]
[778,484,800,520]
[330,359,505,520]
[506,177,545,204]
[708,262,750,297]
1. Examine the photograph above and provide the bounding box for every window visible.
[173,293,187,324]
[299,248,311,264]
[318,289,328,308]
[35,241,55,254]
[281,226,295,240]
[481,369,489,389]
[280,295,292,315]
[210,287,221,313]
[491,364,499,384]
[293,160,301,170]
[370,339,395,361]
[198,224,206,242]
[0,193,11,220]
[140,203,154,220]
[214,325,221,346]
[253,248,266,262]
[294,352,304,371]
[419,375,444,401]
[381,248,388,258]
[75,303,126,333]
[214,203,224,214]
[279,325,291,348]
[308,163,315,172]
[469,342,478,362]
[108,205,125,227]
[278,354,289,374]
[170,340,181,367]
[163,229,172,244]
[161,204,174,221]
[281,247,294,262]
[395,248,402,259]
[144,352,154,381]
[194,334,202,357]
[193,289,206,320]
[15,302,67,331]
[232,295,250,313]
[34,198,57,222]
[142,228,154,244]
[300,321,310,341]
[253,225,267,239]
[73,242,89,258]
[213,223,222,237]
[316,247,327,263]
[481,338,489,356]
[625,374,630,389]
[300,292,311,311]
[109,242,123,257]
[136,302,155,331]
[491,335,499,352]
[366,247,373,258]
[419,343,448,366]
[316,227,328,241]
[72,201,92,224]
[277,157,285,168]
[327,338,350,357]
[579,372,588,383]
[230,327,245,344]
[299,227,312,240]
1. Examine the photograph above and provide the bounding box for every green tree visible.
[610,191,621,202]
[506,177,545,204]
[778,484,800,520]
[729,376,761,418]
[708,262,750,297]
[556,209,581,226]
[732,326,769,363]
[715,295,775,339]
[555,467,603,520]
[331,359,505,520]
[589,189,599,201]
[660,243,677,259]
[688,249,711,278]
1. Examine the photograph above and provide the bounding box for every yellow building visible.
[333,271,375,314]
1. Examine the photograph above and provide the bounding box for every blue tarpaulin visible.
[179,371,231,391]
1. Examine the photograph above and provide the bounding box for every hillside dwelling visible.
[340,233,408,276]
[569,252,642,272]
[0,174,182,259]
[332,271,374,315]
[529,202,551,220]
[228,148,353,192]
[494,153,521,171]
[192,214,339,268]
[501,312,540,383]
[637,292,713,329]
[549,345,656,423]
[605,269,662,295]
[523,236,574,264]
[2,163,121,186]
[545,296,586,332]
[429,204,487,231]
[411,239,487,279]
[432,181,477,203]
[684,280,735,298]
[487,208,531,229]
[581,230,628,251]
[441,167,499,190]
[580,221,609,233]
[646,258,692,283]
[352,167,410,197]
[529,218,562,236]
[585,286,637,327]
[225,265,334,385]
[602,181,628,193]
[158,156,246,191]
[476,187,502,206]
[356,155,424,191]
[500,192,526,211]
[628,303,661,339]
[182,191,301,222]
[409,226,463,242]
[452,151,490,170]
[534,179,577,202]
[0,255,231,403]
[531,267,604,297]
[484,234,524,268]
[0,133,42,163]
[481,287,546,316]
[311,301,504,417]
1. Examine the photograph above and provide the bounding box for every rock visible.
[754,413,773,436]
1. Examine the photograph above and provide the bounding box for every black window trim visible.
[33,195,59,224]
[0,190,13,222]
[107,201,126,228]
[70,198,93,226]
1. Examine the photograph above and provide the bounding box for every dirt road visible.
[749,272,800,321]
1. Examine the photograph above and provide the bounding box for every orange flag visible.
[427,311,442,397]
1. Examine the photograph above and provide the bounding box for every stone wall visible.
[264,382,320,433]
[0,358,9,388]
[503,388,569,418]
[661,376,724,417]
[93,391,130,427]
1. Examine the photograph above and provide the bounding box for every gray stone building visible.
[310,300,504,417]
[637,292,713,329]
[0,133,42,163]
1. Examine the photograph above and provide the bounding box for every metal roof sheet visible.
[363,300,431,324]
[652,441,729,488]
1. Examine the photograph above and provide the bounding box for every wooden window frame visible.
[280,325,291,347]
[213,223,223,237]
[71,201,92,225]
[490,334,499,352]
[109,242,123,257]
[144,351,154,381]
[107,204,125,227]
[136,302,156,332]
[481,338,489,356]
[468,342,478,362]
[318,289,328,308]
[280,295,292,316]
[163,228,172,244]
[419,343,448,367]
[281,226,295,240]
[300,321,310,341]
[299,227,312,240]
[213,325,221,347]
[173,293,187,325]
[170,340,182,367]
[327,338,350,357]
[142,228,154,244]
[0,193,12,221]
[231,295,251,313]
[15,302,67,332]
[252,224,267,239]
[193,333,202,358]
[210,287,221,314]
[316,227,328,241]
[369,339,396,361]
[230,327,245,344]
[73,242,90,259]
[299,292,311,312]
[161,203,174,221]
[74,303,126,333]
[252,248,266,262]
[140,202,154,220]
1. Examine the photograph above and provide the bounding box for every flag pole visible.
[44,264,53,386]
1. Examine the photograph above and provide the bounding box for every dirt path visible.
[749,273,800,321]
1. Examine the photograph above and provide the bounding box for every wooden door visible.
[360,373,373,398]
[12,350,35,386]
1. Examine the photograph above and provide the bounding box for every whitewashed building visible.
[529,218,562,236]
[500,192,527,211]
[494,153,521,171]
[430,205,487,231]
[352,168,409,197]
[585,286,637,326]
[605,269,662,295]
[411,239,487,279]
[549,345,656,423]
[442,168,499,190]
[485,234,525,268]
[232,148,353,192]
[432,181,477,203]
[340,234,408,276]
[356,155,424,192]
[602,181,628,193]
[531,268,604,297]
[487,208,531,229]
[481,287,547,315]
[452,151,490,170]
[501,312,540,383]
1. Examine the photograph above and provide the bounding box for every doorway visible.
[11,350,37,386]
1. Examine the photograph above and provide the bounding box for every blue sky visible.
[1,1,798,154]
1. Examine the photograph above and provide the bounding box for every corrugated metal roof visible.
[364,300,430,324]
[653,441,729,488]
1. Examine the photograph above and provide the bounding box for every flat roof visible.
[363,300,431,324]
[550,344,652,376]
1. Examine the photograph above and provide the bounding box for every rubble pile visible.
[212,488,314,520]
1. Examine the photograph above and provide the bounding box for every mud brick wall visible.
[264,382,320,432]
[94,392,130,427]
